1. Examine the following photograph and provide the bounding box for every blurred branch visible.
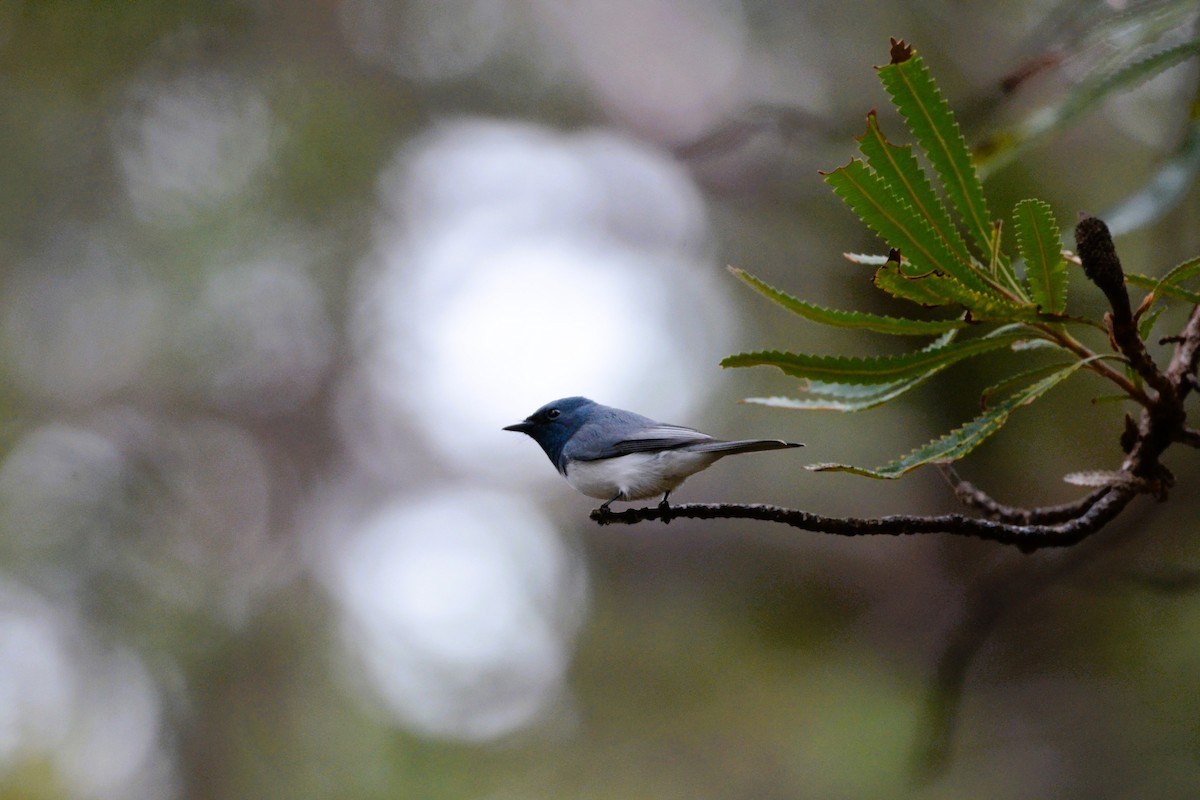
[913,526,1122,779]
[671,103,835,162]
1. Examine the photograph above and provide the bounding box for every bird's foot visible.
[657,496,673,524]
[597,493,622,518]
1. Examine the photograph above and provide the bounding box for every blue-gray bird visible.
[504,397,802,510]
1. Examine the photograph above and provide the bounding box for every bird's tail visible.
[688,439,803,455]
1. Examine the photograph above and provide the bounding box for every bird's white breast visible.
[564,450,723,502]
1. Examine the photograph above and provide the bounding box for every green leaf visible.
[730,267,966,335]
[873,260,1044,321]
[1138,304,1165,341]
[855,112,976,269]
[721,329,1028,385]
[977,37,1200,176]
[1127,271,1200,305]
[824,158,994,295]
[1126,252,1200,328]
[1012,199,1068,313]
[810,360,1090,478]
[873,260,959,307]
[979,360,1091,407]
[743,375,933,412]
[744,332,960,411]
[986,219,1022,295]
[1064,36,1200,124]
[1153,253,1200,293]
[878,51,995,261]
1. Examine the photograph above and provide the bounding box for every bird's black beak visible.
[503,420,533,433]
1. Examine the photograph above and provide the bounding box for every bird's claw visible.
[657,497,673,524]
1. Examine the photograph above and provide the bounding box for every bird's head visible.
[503,396,597,466]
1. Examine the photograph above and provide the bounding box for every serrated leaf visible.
[721,329,1026,385]
[978,37,1200,176]
[745,332,960,411]
[809,360,1089,478]
[743,376,930,412]
[873,259,1043,321]
[730,267,965,335]
[824,159,995,295]
[979,361,1077,408]
[878,52,995,262]
[1013,199,1068,313]
[1154,253,1200,293]
[1127,272,1200,305]
[873,261,960,307]
[855,112,977,271]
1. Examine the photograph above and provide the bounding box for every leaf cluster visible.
[724,39,1200,479]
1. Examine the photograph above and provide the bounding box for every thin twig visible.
[1034,322,1151,407]
[937,464,1112,524]
[1167,304,1200,396]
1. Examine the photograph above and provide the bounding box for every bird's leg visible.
[598,492,623,514]
[658,491,673,524]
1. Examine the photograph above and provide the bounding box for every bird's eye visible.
[547,409,560,420]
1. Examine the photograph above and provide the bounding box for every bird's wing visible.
[566,424,716,462]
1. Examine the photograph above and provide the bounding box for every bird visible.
[504,397,802,511]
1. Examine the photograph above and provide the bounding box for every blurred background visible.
[2,1,1200,798]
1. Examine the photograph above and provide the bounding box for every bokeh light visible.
[115,70,279,225]
[1,230,164,408]
[174,255,335,415]
[0,580,175,800]
[0,412,285,627]
[530,0,749,143]
[318,487,585,741]
[338,0,514,83]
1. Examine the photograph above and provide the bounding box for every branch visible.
[1167,304,1200,398]
[592,488,1137,553]
[936,464,1111,524]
